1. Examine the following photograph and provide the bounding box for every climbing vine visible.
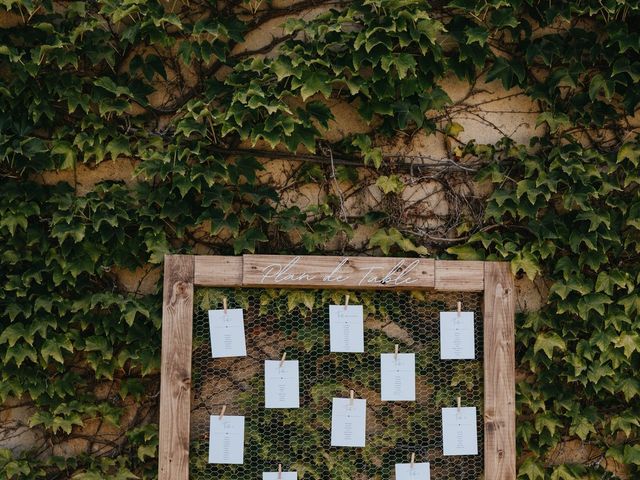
[1,0,639,478]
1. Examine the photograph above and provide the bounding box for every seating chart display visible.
[157,255,516,480]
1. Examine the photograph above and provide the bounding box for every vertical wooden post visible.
[158,255,194,480]
[483,262,516,480]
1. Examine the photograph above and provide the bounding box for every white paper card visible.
[395,462,431,479]
[440,312,475,360]
[208,415,245,464]
[329,305,364,353]
[380,353,416,401]
[331,397,367,447]
[265,360,300,408]
[442,407,478,456]
[263,472,297,480]
[209,308,247,358]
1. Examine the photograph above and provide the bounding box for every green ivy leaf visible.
[445,122,465,137]
[518,457,545,480]
[233,227,268,254]
[588,74,614,101]
[299,71,332,101]
[536,112,571,132]
[534,411,562,436]
[375,175,404,194]
[511,251,540,280]
[368,228,427,255]
[550,464,586,480]
[613,332,640,358]
[287,291,316,312]
[617,142,640,166]
[465,26,489,46]
[41,339,65,364]
[577,293,612,318]
[486,56,526,89]
[446,244,484,260]
[4,343,37,368]
[623,444,640,466]
[534,332,566,358]
[52,141,77,170]
[106,137,130,161]
[0,323,30,347]
[618,377,640,402]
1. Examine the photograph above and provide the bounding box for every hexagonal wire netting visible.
[190,288,484,479]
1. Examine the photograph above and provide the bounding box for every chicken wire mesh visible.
[190,288,484,480]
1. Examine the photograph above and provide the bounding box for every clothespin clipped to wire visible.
[457,396,462,412]
[394,344,399,361]
[410,452,416,469]
[344,294,350,310]
[219,404,227,420]
[457,301,462,318]
[279,352,287,368]
[223,297,228,314]
[277,463,282,480]
[349,389,355,406]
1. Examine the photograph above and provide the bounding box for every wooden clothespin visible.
[219,404,227,420]
[457,396,462,411]
[410,452,416,468]
[349,389,355,406]
[394,344,399,361]
[278,463,282,479]
[280,352,287,368]
[344,294,350,310]
[457,301,462,317]
[223,297,228,314]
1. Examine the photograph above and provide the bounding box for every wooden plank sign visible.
[242,255,436,289]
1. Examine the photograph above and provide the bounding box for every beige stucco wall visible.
[5,3,629,477]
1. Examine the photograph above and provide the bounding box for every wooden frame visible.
[159,254,516,480]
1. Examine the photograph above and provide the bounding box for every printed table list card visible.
[395,462,431,479]
[263,472,297,480]
[330,397,367,447]
[208,415,245,464]
[329,305,364,353]
[440,311,475,360]
[442,407,478,456]
[380,353,416,401]
[209,308,247,358]
[264,360,300,408]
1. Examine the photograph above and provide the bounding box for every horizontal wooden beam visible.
[242,254,435,290]
[434,260,484,291]
[194,255,243,286]
[194,255,488,291]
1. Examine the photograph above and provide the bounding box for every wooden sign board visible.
[194,254,485,291]
[159,254,515,480]
[243,255,435,289]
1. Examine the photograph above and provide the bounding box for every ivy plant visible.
[1,0,639,478]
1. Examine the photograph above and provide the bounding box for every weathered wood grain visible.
[483,262,516,480]
[434,260,484,291]
[158,255,194,480]
[194,255,243,286]
[242,254,435,289]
